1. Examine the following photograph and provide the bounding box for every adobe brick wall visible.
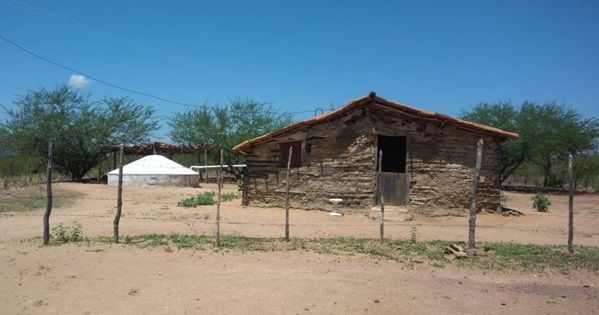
[242,104,502,215]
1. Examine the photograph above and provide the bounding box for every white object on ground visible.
[329,198,343,205]
[107,155,199,187]
[328,198,344,216]
[109,155,198,175]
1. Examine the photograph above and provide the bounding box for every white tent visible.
[107,155,200,187]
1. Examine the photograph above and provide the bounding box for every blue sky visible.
[1,0,598,140]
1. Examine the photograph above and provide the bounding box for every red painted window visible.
[279,141,302,167]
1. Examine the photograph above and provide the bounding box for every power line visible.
[0,34,316,116]
[0,34,196,108]
[0,0,268,90]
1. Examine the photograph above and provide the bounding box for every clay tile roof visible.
[232,92,519,152]
[106,142,214,155]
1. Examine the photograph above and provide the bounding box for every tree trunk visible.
[542,157,552,188]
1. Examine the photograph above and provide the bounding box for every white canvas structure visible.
[107,155,200,187]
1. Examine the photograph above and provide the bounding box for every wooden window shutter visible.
[279,141,302,167]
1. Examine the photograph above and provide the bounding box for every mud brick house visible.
[233,92,518,215]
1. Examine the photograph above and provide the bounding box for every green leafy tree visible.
[519,102,599,187]
[461,101,599,187]
[0,85,159,180]
[573,154,599,189]
[169,99,292,179]
[460,101,529,184]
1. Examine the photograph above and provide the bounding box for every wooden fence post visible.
[204,145,208,183]
[113,144,124,243]
[112,150,117,170]
[215,149,223,247]
[43,142,53,245]
[378,150,384,243]
[285,147,293,241]
[468,139,484,249]
[568,153,574,254]
[196,147,203,182]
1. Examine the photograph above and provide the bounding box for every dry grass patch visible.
[82,234,599,273]
[0,185,79,213]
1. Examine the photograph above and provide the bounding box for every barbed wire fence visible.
[0,141,580,253]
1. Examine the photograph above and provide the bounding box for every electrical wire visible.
[0,34,317,116]
[0,0,268,90]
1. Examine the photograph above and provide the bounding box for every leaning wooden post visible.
[204,144,208,183]
[378,150,384,243]
[215,149,223,247]
[468,139,484,249]
[285,147,293,241]
[568,153,574,254]
[196,147,203,182]
[113,144,124,243]
[43,142,53,245]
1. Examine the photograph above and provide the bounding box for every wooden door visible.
[376,135,409,206]
[377,172,409,206]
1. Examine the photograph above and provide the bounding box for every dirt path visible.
[1,183,598,314]
[1,242,597,315]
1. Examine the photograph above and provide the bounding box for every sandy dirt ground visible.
[1,183,598,314]
[1,183,598,245]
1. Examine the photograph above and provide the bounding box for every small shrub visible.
[532,194,551,212]
[177,191,237,207]
[178,192,215,207]
[409,226,419,243]
[52,222,83,243]
[222,192,237,202]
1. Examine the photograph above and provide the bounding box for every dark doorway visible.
[376,135,409,206]
[377,135,406,173]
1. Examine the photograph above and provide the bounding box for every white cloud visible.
[68,74,90,88]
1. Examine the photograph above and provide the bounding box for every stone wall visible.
[371,105,501,215]
[243,103,503,215]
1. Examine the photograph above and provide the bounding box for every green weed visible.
[51,222,83,243]
[532,194,552,212]
[177,191,237,207]
[87,234,599,273]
